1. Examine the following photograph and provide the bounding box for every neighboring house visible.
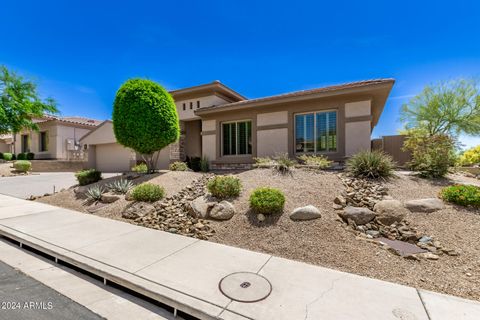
[0,134,13,153]
[82,79,394,172]
[12,116,102,159]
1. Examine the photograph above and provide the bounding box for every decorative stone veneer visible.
[170,121,186,162]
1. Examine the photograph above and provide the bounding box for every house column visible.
[344,100,372,157]
[170,121,186,162]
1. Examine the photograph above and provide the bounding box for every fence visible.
[371,135,411,167]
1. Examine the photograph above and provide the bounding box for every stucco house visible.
[0,134,13,154]
[81,79,394,172]
[12,115,102,159]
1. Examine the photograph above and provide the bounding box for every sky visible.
[1,0,480,148]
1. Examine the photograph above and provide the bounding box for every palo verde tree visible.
[0,66,58,152]
[112,79,179,173]
[400,78,480,137]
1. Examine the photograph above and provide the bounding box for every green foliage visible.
[400,79,480,136]
[16,153,26,160]
[131,183,165,202]
[0,66,58,135]
[207,176,242,199]
[403,130,456,178]
[347,150,395,179]
[85,185,105,202]
[13,160,31,172]
[26,152,34,160]
[253,156,275,167]
[75,169,102,186]
[441,185,480,208]
[0,152,2,160]
[107,179,133,194]
[113,79,179,173]
[200,156,209,172]
[273,153,296,174]
[131,163,148,173]
[3,153,13,161]
[249,187,285,215]
[186,156,201,172]
[169,161,189,171]
[298,154,332,169]
[458,145,480,166]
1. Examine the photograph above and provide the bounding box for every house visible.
[82,79,394,172]
[12,115,102,159]
[0,134,13,153]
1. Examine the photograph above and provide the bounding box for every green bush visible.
[11,153,16,160]
[13,160,31,172]
[273,153,296,174]
[253,156,275,167]
[113,79,179,173]
[75,169,102,186]
[458,145,480,166]
[347,150,395,179]
[186,156,201,172]
[3,152,13,161]
[26,152,34,160]
[17,153,27,160]
[298,154,332,169]
[169,161,189,171]
[132,163,148,173]
[249,187,285,215]
[131,183,165,202]
[207,176,242,199]
[441,185,480,208]
[200,156,209,172]
[403,131,456,178]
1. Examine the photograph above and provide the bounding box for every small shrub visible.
[132,163,148,173]
[11,154,16,160]
[347,150,395,179]
[249,187,285,215]
[458,145,480,166]
[17,153,27,160]
[2,153,13,161]
[200,156,209,172]
[273,153,296,174]
[207,176,242,199]
[0,152,3,160]
[186,156,201,172]
[85,185,105,202]
[107,179,133,194]
[441,185,480,208]
[26,152,35,160]
[13,160,31,172]
[298,154,332,169]
[253,156,274,167]
[75,169,102,186]
[131,183,165,202]
[169,161,189,171]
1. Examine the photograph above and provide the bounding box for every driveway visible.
[0,172,118,199]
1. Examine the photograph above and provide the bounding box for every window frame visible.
[39,131,48,152]
[21,134,30,153]
[221,119,252,157]
[294,109,338,155]
[182,103,186,111]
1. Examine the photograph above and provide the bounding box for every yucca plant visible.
[107,179,133,194]
[84,185,105,204]
[346,150,395,179]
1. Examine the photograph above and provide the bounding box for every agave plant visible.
[107,179,133,194]
[84,185,105,204]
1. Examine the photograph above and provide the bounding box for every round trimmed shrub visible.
[249,187,285,215]
[17,153,27,160]
[75,169,102,186]
[347,150,395,179]
[207,176,241,199]
[131,163,148,173]
[2,153,13,161]
[131,183,165,202]
[26,152,35,160]
[13,160,31,172]
[441,185,480,208]
[169,161,189,171]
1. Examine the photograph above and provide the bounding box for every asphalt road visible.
[0,260,103,320]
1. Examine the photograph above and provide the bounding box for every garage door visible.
[95,143,132,173]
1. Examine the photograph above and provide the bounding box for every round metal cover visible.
[219,272,272,303]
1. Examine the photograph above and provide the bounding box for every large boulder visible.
[405,198,445,213]
[101,193,120,203]
[339,206,376,225]
[122,202,156,219]
[209,201,235,220]
[373,200,408,225]
[188,196,217,218]
[289,205,321,221]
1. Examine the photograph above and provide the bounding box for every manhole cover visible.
[219,272,272,303]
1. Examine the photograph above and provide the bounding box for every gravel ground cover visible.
[0,162,15,176]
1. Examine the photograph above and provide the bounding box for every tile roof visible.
[38,115,102,127]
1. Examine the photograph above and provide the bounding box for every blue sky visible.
[2,0,480,148]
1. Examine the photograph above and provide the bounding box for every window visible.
[190,102,193,109]
[39,131,48,152]
[295,111,337,153]
[222,121,252,156]
[196,100,200,108]
[21,134,29,153]
[182,103,186,111]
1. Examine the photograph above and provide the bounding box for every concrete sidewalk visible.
[0,194,479,320]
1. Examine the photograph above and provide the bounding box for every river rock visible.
[339,206,376,225]
[188,195,217,218]
[290,205,321,220]
[405,198,445,213]
[209,201,235,220]
[374,200,408,225]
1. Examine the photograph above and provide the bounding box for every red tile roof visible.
[38,115,102,127]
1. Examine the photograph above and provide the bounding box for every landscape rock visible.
[416,252,440,260]
[125,189,134,201]
[188,195,217,218]
[209,201,235,220]
[122,202,156,219]
[101,193,120,203]
[339,206,376,225]
[373,200,408,225]
[257,214,266,222]
[334,196,346,206]
[289,205,321,220]
[405,198,445,213]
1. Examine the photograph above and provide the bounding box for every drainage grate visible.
[219,272,272,303]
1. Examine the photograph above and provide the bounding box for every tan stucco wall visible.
[202,120,216,132]
[257,111,288,126]
[202,134,216,162]
[257,128,288,157]
[184,120,202,158]
[345,100,371,117]
[95,143,134,172]
[80,121,116,145]
[0,142,11,153]
[176,95,230,121]
[345,120,371,156]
